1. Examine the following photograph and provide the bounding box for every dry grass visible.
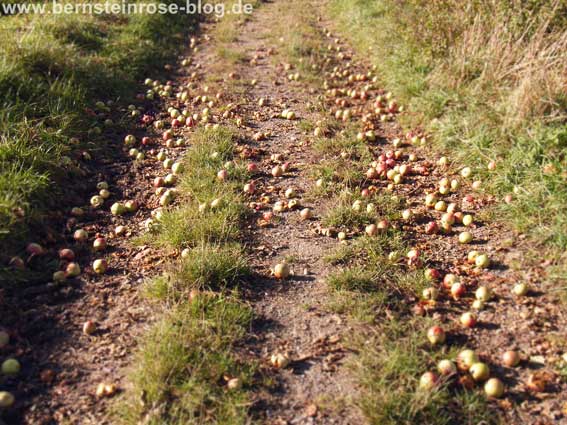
[437,3,567,126]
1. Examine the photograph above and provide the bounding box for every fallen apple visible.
[164,174,177,185]
[437,359,457,376]
[0,391,14,408]
[467,250,479,264]
[419,372,438,390]
[26,242,44,256]
[172,162,184,174]
[90,195,104,208]
[457,349,479,371]
[441,213,455,225]
[472,299,485,310]
[1,358,20,375]
[461,167,472,178]
[65,262,81,278]
[365,224,378,237]
[422,287,439,300]
[425,268,441,281]
[270,353,290,369]
[71,207,84,217]
[300,208,312,220]
[0,331,9,349]
[425,221,439,234]
[458,231,473,244]
[227,377,242,390]
[425,193,437,208]
[110,202,127,216]
[83,320,96,335]
[513,282,528,296]
[484,378,504,398]
[502,350,521,367]
[470,362,490,381]
[125,200,138,213]
[475,254,490,269]
[271,165,283,178]
[434,201,447,212]
[285,187,296,199]
[74,229,88,243]
[59,248,75,261]
[460,312,477,328]
[427,326,446,345]
[451,282,466,299]
[475,286,491,302]
[163,158,174,169]
[124,134,136,146]
[53,271,66,282]
[93,259,107,274]
[388,251,400,262]
[273,263,290,279]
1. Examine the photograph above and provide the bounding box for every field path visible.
[5,1,566,424]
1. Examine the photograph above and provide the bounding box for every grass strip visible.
[114,127,255,424]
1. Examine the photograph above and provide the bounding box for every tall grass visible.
[329,0,567,254]
[0,1,198,263]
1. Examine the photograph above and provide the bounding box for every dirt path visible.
[225,9,364,424]
[4,1,566,424]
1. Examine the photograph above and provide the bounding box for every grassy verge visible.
[328,0,567,260]
[114,127,255,424]
[0,1,198,273]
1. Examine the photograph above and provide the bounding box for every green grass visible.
[115,127,255,424]
[115,296,254,425]
[322,190,403,229]
[328,0,567,260]
[355,319,499,425]
[0,1,198,279]
[138,127,249,250]
[324,230,497,423]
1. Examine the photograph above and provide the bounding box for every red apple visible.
[460,312,477,328]
[427,326,446,345]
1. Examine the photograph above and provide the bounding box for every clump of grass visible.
[325,225,491,421]
[323,202,372,229]
[140,127,249,250]
[176,244,250,292]
[115,296,254,425]
[322,191,402,229]
[328,267,377,292]
[313,158,364,188]
[322,191,372,228]
[145,243,250,301]
[313,126,373,161]
[355,319,498,425]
